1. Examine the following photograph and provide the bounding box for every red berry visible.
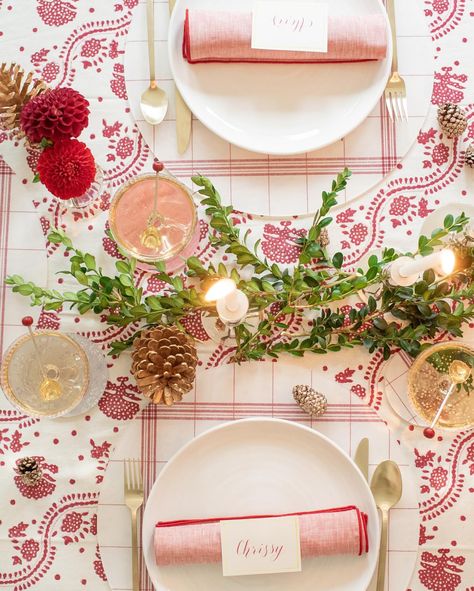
[22,316,34,327]
[423,427,435,439]
[152,159,164,173]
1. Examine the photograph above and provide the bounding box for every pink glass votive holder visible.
[108,173,199,273]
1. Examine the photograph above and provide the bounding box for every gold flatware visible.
[140,0,168,125]
[384,0,407,122]
[124,459,144,591]
[169,0,192,153]
[370,460,403,591]
[354,437,369,482]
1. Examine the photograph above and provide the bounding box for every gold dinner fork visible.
[384,0,408,122]
[124,459,144,591]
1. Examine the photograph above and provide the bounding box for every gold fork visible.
[124,459,144,591]
[384,0,408,122]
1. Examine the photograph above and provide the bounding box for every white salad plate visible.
[142,417,379,591]
[167,0,392,155]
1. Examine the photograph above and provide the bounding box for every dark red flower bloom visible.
[21,87,89,143]
[37,139,96,200]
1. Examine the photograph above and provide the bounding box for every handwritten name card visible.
[251,1,328,53]
[220,516,301,577]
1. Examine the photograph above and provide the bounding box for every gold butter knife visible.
[354,437,369,482]
[169,0,192,154]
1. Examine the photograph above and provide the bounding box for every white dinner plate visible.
[168,0,392,155]
[142,418,379,591]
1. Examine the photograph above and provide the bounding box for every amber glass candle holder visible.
[1,331,89,418]
[407,342,474,430]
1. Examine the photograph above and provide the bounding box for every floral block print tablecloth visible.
[0,1,474,590]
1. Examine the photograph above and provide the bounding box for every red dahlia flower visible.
[37,139,96,200]
[21,87,89,143]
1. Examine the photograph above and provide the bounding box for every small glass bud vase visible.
[63,165,103,210]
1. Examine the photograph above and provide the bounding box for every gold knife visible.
[169,0,192,154]
[354,438,369,482]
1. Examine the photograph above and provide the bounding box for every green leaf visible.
[332,252,343,269]
[32,173,41,183]
[119,274,133,287]
[83,253,96,271]
[443,214,454,229]
[115,261,130,274]
[75,271,89,286]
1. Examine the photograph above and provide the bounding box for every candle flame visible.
[204,278,236,302]
[440,249,455,276]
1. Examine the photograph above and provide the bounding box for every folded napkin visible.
[183,10,387,64]
[155,505,368,566]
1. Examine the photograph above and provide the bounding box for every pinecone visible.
[15,457,42,486]
[437,103,467,138]
[0,63,47,134]
[293,385,327,417]
[20,87,90,143]
[465,144,474,168]
[318,228,330,248]
[131,325,198,406]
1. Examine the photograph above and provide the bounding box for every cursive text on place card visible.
[220,515,301,577]
[251,1,328,53]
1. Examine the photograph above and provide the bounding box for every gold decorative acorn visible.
[0,62,47,134]
[131,325,198,406]
[15,456,42,487]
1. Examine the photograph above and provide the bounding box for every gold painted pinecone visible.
[131,326,198,406]
[465,144,474,168]
[0,63,47,134]
[437,103,467,138]
[293,385,327,417]
[16,456,42,486]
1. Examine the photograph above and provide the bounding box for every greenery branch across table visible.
[6,169,474,363]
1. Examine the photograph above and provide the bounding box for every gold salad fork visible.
[385,0,408,122]
[124,459,144,591]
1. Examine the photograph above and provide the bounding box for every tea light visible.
[390,249,455,286]
[205,278,249,325]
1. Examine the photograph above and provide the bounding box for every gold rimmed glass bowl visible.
[1,331,89,418]
[407,341,474,430]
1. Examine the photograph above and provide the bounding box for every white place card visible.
[220,515,301,577]
[251,1,328,53]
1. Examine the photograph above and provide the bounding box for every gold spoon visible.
[140,0,168,125]
[423,359,471,439]
[370,460,403,591]
[22,316,62,401]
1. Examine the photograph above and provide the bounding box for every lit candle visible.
[390,249,455,286]
[205,278,249,325]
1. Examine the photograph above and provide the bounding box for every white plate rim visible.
[167,1,393,155]
[142,416,380,590]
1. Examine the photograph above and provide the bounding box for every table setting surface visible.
[0,1,474,591]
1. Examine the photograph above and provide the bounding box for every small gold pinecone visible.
[437,103,467,138]
[131,325,198,406]
[293,385,327,417]
[318,228,330,248]
[465,144,474,168]
[16,457,42,486]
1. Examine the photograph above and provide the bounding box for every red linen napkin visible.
[155,505,369,566]
[183,10,387,64]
